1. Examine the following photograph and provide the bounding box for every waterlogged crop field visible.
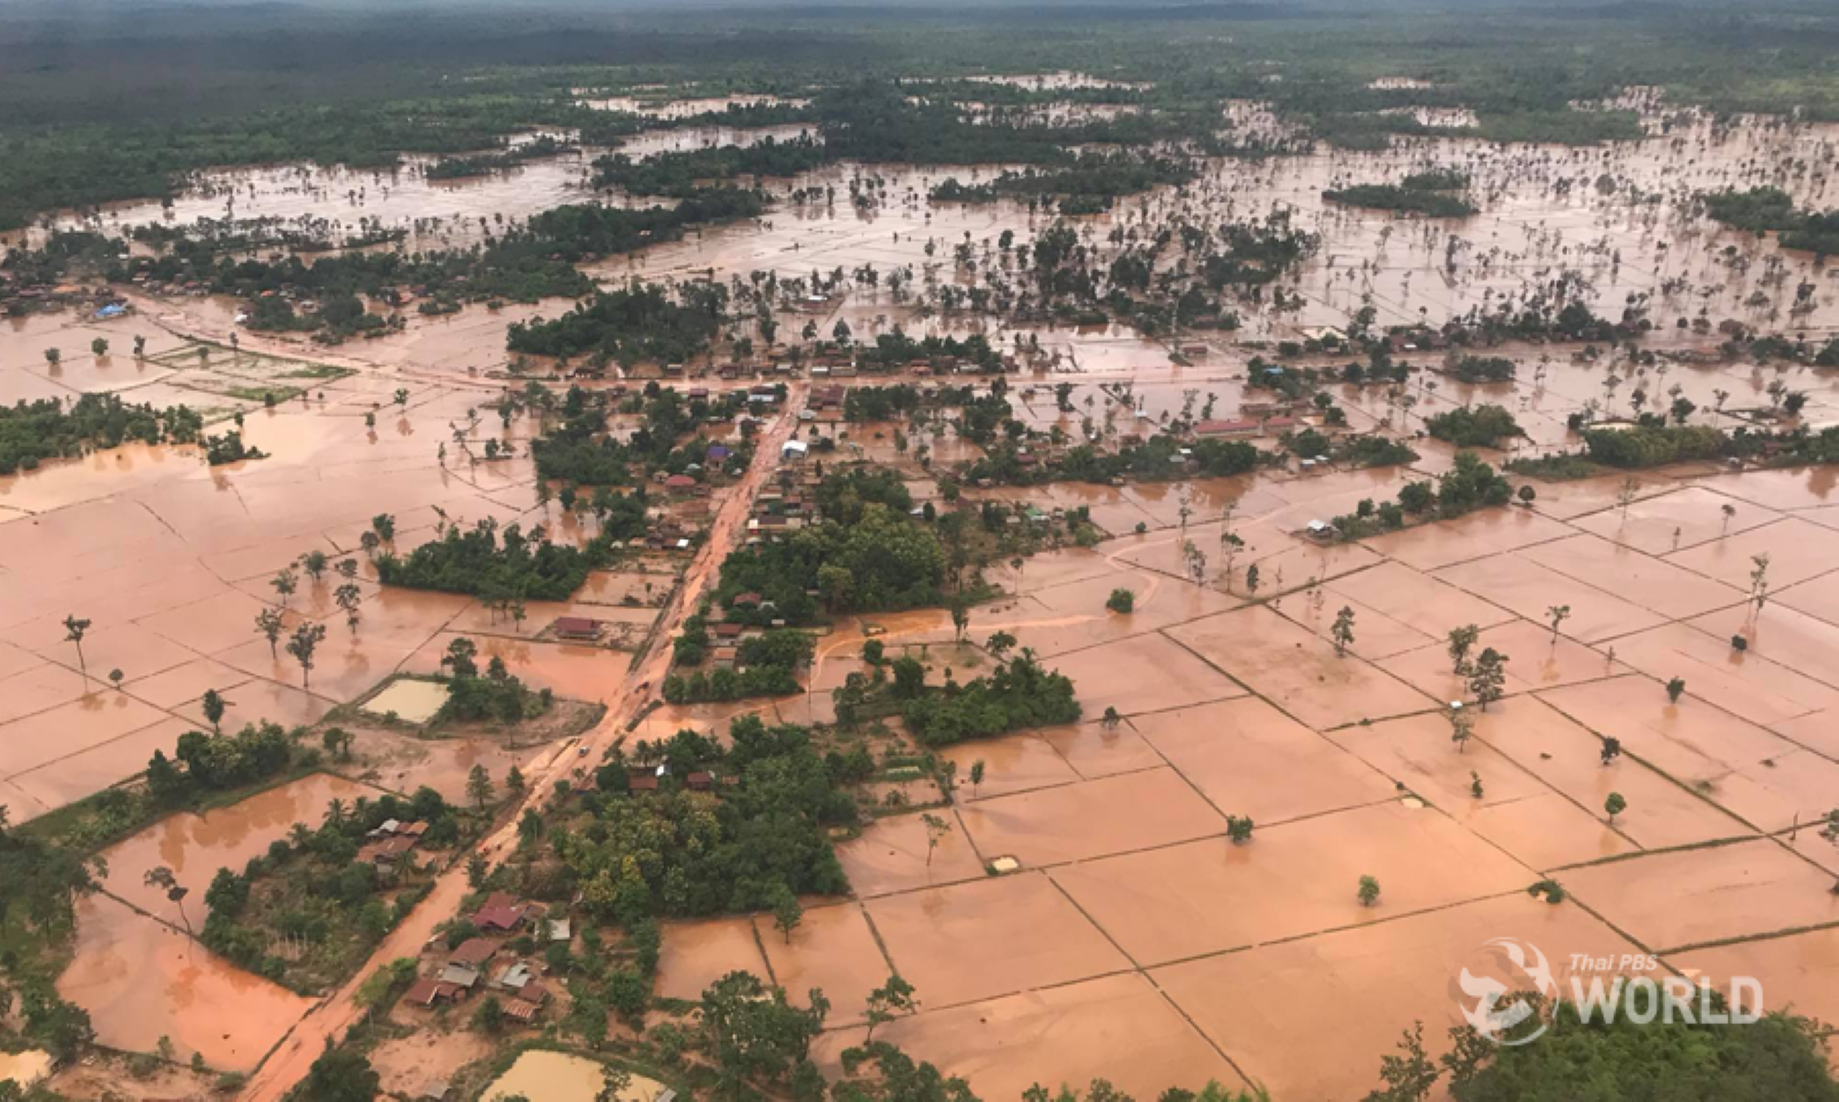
[5,36,1839,1102]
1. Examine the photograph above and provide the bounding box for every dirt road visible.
[237,387,802,1101]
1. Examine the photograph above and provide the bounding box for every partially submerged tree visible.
[1331,606,1357,656]
[864,975,918,1043]
[1447,624,1480,676]
[1468,648,1508,710]
[920,812,952,866]
[1604,791,1627,823]
[286,623,326,689]
[63,614,91,686]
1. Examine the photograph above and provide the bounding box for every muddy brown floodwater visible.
[6,79,1839,1102]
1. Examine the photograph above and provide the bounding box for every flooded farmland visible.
[6,16,1839,1097]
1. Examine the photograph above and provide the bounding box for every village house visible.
[471,892,536,933]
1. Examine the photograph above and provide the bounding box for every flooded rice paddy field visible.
[7,81,1839,1096]
[655,456,1839,1097]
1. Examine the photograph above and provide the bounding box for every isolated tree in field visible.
[920,812,951,866]
[864,975,917,1042]
[1604,792,1627,823]
[255,607,285,659]
[969,760,985,796]
[144,866,192,940]
[1547,604,1570,644]
[271,567,298,609]
[359,530,380,559]
[300,549,329,583]
[1600,736,1622,765]
[1447,624,1480,676]
[1183,540,1208,586]
[202,688,226,733]
[1750,553,1771,611]
[771,884,803,944]
[334,583,363,636]
[1331,606,1356,657]
[1721,503,1737,535]
[1227,815,1255,844]
[371,513,396,543]
[1358,875,1382,907]
[316,727,347,761]
[133,335,146,357]
[1616,476,1641,518]
[1731,633,1750,653]
[108,668,123,690]
[1666,677,1686,704]
[466,764,495,810]
[63,615,91,686]
[43,348,59,366]
[1106,588,1135,614]
[1449,707,1474,753]
[91,337,109,357]
[335,557,359,581]
[1101,706,1122,729]
[1468,647,1508,710]
[286,622,325,689]
[1470,771,1484,799]
[949,597,969,644]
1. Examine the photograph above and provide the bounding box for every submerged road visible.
[238,386,803,1101]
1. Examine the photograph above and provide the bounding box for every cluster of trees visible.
[1702,188,1839,255]
[201,787,457,986]
[971,433,1267,487]
[1582,424,1727,468]
[1579,422,1839,470]
[424,135,574,180]
[1449,356,1516,383]
[0,807,102,1061]
[1322,181,1478,218]
[1699,186,1839,254]
[929,151,1200,213]
[715,473,948,623]
[145,721,299,806]
[1367,992,1839,1101]
[376,519,621,600]
[439,639,552,723]
[506,280,730,366]
[531,383,749,485]
[1426,404,1521,448]
[896,644,1082,747]
[203,430,266,466]
[564,716,853,922]
[664,627,814,704]
[592,135,828,196]
[851,332,1007,374]
[1327,451,1515,538]
[0,394,204,475]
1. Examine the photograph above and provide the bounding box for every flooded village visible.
[4,4,1839,1101]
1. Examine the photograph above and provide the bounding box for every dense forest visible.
[10,0,1835,228]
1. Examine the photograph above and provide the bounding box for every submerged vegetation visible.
[0,394,203,474]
